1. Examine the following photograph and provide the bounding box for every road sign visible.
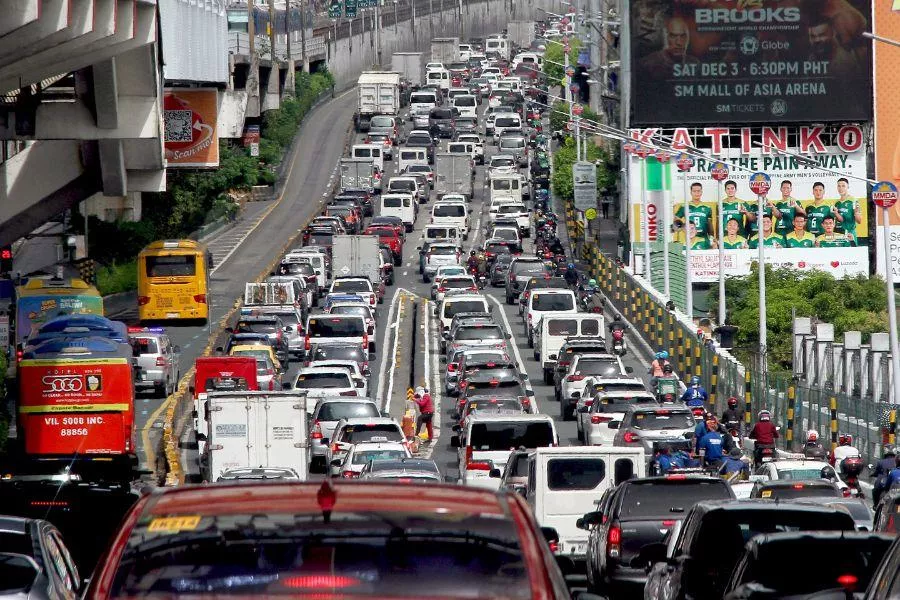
[565,66,575,77]
[623,141,638,154]
[572,103,583,116]
[874,181,899,208]
[655,150,672,163]
[572,161,597,212]
[675,153,694,172]
[585,207,598,220]
[710,161,729,182]
[566,120,574,131]
[328,0,341,17]
[344,0,357,17]
[748,172,771,196]
[634,145,652,159]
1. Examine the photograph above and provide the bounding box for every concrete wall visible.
[326,0,551,90]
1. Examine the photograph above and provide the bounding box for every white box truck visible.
[340,158,375,192]
[434,153,474,200]
[355,71,401,132]
[430,37,460,65]
[204,391,309,482]
[507,21,536,49]
[331,235,383,284]
[391,52,424,86]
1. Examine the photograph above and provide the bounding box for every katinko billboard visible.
[629,125,870,277]
[629,0,872,126]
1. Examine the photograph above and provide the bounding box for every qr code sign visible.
[164,110,194,143]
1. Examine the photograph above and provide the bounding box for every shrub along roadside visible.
[551,136,617,203]
[82,69,335,293]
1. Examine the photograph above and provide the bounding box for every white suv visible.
[525,289,577,347]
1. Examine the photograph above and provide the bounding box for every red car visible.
[364,226,403,265]
[85,482,570,599]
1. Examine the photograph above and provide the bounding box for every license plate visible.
[166,312,179,319]
[570,542,587,555]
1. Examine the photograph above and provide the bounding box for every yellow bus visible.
[137,239,210,323]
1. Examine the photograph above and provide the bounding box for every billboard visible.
[629,125,870,277]
[163,88,220,167]
[874,2,900,278]
[629,0,873,126]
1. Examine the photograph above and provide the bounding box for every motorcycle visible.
[610,327,626,356]
[840,456,865,498]
[579,289,604,314]
[753,444,776,469]
[725,420,742,450]
[477,274,487,289]
[656,376,680,404]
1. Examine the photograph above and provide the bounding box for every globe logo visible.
[740,35,759,56]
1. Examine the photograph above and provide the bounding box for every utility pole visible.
[299,0,307,69]
[248,0,256,56]
[286,0,292,60]
[268,0,276,59]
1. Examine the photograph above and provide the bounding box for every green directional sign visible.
[344,0,357,17]
[328,0,341,18]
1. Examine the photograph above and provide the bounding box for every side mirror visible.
[355,380,365,388]
[225,327,233,333]
[188,386,195,395]
[331,458,343,467]
[489,468,502,478]
[578,511,603,529]
[452,424,461,433]
[572,391,581,399]
[625,366,634,374]
[578,406,590,413]
[215,346,224,353]
[540,526,559,547]
[284,326,293,332]
[196,432,207,442]
[281,382,292,390]
[608,421,620,430]
[521,373,529,380]
[450,435,461,448]
[526,389,535,397]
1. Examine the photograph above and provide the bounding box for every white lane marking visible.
[375,288,402,412]
[469,214,483,251]
[486,293,539,414]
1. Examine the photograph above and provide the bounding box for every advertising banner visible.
[686,246,869,282]
[21,412,128,455]
[163,88,219,167]
[15,294,104,345]
[629,125,869,276]
[874,2,900,277]
[18,359,134,410]
[629,0,873,126]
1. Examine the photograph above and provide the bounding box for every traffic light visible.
[0,246,12,276]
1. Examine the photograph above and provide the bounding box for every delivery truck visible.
[430,37,460,65]
[340,158,376,193]
[434,153,475,200]
[191,356,259,455]
[355,71,401,132]
[204,391,309,482]
[391,52,424,86]
[331,235,383,285]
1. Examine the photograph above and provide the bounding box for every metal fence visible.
[562,200,895,464]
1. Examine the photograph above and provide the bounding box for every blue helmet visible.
[658,351,669,360]
[567,263,575,269]
[691,376,701,386]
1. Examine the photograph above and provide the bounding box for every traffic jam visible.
[1,20,899,600]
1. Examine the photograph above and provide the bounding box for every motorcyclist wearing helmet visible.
[475,250,487,275]
[698,416,725,469]
[564,262,578,286]
[802,430,827,460]
[608,315,626,334]
[680,375,709,407]
[873,445,898,506]
[649,351,671,378]
[830,433,861,467]
[694,411,736,455]
[749,409,778,465]
[721,397,742,427]
[466,250,479,272]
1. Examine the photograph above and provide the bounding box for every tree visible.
[551,137,617,202]
[543,37,583,84]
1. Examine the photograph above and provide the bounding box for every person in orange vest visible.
[414,388,435,442]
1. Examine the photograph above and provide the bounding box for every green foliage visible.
[82,69,334,293]
[551,138,617,202]
[543,37,582,83]
[714,265,890,368]
[95,261,138,296]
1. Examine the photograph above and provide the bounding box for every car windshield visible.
[532,294,574,311]
[495,117,520,128]
[454,96,476,106]
[431,109,454,119]
[434,205,465,218]
[331,306,370,318]
[390,181,416,192]
[621,482,732,519]
[317,402,379,421]
[342,424,404,443]
[294,372,352,388]
[513,262,545,275]
[740,537,891,596]
[492,158,515,167]
[231,349,271,363]
[382,197,406,207]
[370,116,394,128]
[574,358,620,376]
[445,300,487,317]
[467,398,523,414]
[758,484,841,499]
[442,278,474,289]
[408,136,431,145]
[333,280,371,293]
[596,396,656,412]
[777,468,830,480]
[631,411,694,430]
[312,346,365,362]
[456,325,504,340]
[469,421,554,450]
[437,267,466,277]
[411,93,436,103]
[352,449,408,465]
[108,511,530,597]
[307,317,365,337]
[236,321,278,335]
[486,243,510,254]
[131,337,159,355]
[498,205,525,214]
[492,179,517,190]
[500,140,525,150]
[430,246,458,256]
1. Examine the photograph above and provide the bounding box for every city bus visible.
[14,276,104,350]
[137,239,210,323]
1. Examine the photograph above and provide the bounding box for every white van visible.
[525,290,578,346]
[535,314,606,382]
[451,94,477,118]
[489,173,524,204]
[304,314,369,359]
[284,251,328,293]
[425,68,450,92]
[409,90,439,120]
[452,413,557,489]
[447,141,477,161]
[525,447,645,569]
[422,224,462,245]
[439,293,490,333]
[351,144,384,191]
[512,52,543,71]
[380,193,416,232]
[398,147,429,173]
[485,37,510,60]
[431,201,468,237]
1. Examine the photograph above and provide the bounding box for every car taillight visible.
[156,356,166,367]
[369,295,375,305]
[591,415,612,425]
[16,349,23,363]
[608,524,622,558]
[438,286,446,292]
[331,443,340,454]
[340,390,358,396]
[311,421,323,439]
[623,431,640,444]
[467,461,492,471]
[508,273,515,282]
[448,362,458,372]
[842,488,852,497]
[305,336,311,351]
[193,294,207,304]
[137,296,151,306]
[269,379,275,391]
[558,360,570,367]
[566,374,584,382]
[362,333,369,349]
[342,470,359,478]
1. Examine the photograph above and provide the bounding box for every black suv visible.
[429,107,457,138]
[582,475,734,597]
[553,337,610,393]
[642,499,857,600]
